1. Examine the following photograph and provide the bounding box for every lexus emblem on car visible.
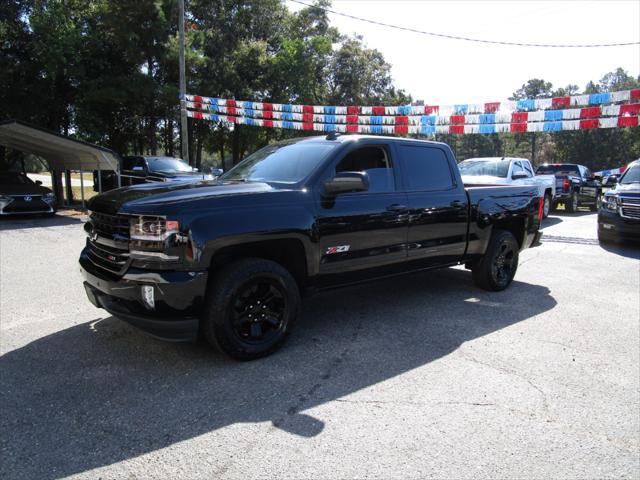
[24,196,32,202]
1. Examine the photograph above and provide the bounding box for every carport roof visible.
[0,120,120,171]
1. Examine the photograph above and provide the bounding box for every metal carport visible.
[0,120,121,208]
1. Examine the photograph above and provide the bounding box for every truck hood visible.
[88,180,282,215]
[610,182,640,196]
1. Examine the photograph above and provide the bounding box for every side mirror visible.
[512,173,528,180]
[35,180,43,186]
[324,171,369,196]
[605,176,618,186]
[211,168,224,177]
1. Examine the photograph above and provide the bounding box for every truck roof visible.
[289,134,450,148]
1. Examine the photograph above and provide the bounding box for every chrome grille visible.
[90,211,130,238]
[620,196,640,219]
[86,240,130,275]
[86,211,130,275]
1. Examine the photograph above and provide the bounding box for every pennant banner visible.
[187,110,639,134]
[185,90,640,135]
[187,89,640,115]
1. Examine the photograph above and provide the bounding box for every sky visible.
[286,0,640,105]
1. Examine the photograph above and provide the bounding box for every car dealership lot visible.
[0,212,638,479]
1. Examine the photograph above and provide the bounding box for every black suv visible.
[598,159,640,243]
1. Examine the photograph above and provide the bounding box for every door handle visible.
[386,204,407,211]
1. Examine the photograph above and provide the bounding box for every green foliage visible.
[0,0,638,172]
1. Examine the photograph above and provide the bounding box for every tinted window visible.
[335,146,394,193]
[146,157,193,173]
[620,163,640,184]
[123,157,145,171]
[536,164,581,176]
[222,141,338,184]
[458,159,509,178]
[399,146,453,190]
[512,162,525,176]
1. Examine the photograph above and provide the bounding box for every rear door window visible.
[397,145,454,191]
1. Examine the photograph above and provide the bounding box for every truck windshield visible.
[220,142,337,184]
[536,164,581,176]
[620,164,640,184]
[458,159,509,178]
[146,157,194,174]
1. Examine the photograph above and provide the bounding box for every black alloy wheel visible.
[202,258,300,360]
[490,240,517,289]
[230,279,287,344]
[472,229,520,291]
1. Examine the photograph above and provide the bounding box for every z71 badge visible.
[326,245,350,254]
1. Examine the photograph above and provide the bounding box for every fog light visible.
[141,285,155,309]
[601,223,615,230]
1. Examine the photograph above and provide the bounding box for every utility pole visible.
[178,0,189,163]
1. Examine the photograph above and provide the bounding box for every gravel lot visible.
[1,210,638,479]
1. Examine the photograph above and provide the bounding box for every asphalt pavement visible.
[0,209,638,479]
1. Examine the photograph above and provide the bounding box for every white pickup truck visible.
[459,157,556,218]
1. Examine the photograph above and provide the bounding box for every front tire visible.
[565,191,578,213]
[202,258,300,360]
[472,229,520,291]
[597,227,616,244]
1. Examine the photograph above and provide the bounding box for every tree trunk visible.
[195,124,203,171]
[187,117,195,165]
[232,127,241,165]
[531,132,537,164]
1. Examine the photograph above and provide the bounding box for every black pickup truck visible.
[535,163,602,212]
[80,134,543,360]
[93,155,214,192]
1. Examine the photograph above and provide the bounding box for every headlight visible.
[43,192,56,203]
[601,195,618,211]
[0,195,13,208]
[129,216,180,241]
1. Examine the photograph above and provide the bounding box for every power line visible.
[287,0,640,48]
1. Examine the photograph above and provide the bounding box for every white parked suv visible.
[459,157,556,218]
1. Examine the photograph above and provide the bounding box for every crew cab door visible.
[315,142,409,279]
[396,143,469,267]
[511,160,540,193]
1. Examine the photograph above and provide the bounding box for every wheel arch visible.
[208,238,309,289]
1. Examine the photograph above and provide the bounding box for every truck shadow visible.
[0,268,556,479]
[599,240,640,259]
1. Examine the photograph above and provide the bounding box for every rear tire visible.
[472,229,520,291]
[202,258,300,360]
[565,191,578,213]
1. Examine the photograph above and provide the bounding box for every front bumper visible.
[598,209,640,241]
[79,252,208,341]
